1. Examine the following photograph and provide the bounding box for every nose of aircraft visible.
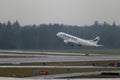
[56,33,59,36]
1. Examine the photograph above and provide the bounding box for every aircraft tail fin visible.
[93,36,100,44]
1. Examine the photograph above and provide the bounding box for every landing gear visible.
[67,42,74,46]
[78,44,81,47]
[71,44,74,46]
[68,42,70,44]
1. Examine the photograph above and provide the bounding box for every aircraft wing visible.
[95,44,103,47]
[64,39,75,44]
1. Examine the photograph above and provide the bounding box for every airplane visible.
[56,32,103,47]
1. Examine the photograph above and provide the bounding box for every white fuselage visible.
[56,32,103,47]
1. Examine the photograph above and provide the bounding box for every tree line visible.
[0,21,120,50]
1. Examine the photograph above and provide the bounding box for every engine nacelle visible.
[64,40,68,43]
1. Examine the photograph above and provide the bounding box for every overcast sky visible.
[0,0,120,26]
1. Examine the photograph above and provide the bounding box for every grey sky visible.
[0,0,120,26]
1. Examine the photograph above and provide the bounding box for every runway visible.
[0,55,119,63]
[0,65,117,68]
[0,77,120,80]
[0,50,119,63]
[0,50,102,56]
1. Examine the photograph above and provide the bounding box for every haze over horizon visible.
[0,0,120,26]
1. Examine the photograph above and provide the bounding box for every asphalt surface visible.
[0,65,117,68]
[0,77,120,80]
[0,51,119,79]
[0,50,102,56]
[0,54,119,63]
[0,50,119,63]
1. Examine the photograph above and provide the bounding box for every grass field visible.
[0,68,119,77]
[0,60,118,66]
